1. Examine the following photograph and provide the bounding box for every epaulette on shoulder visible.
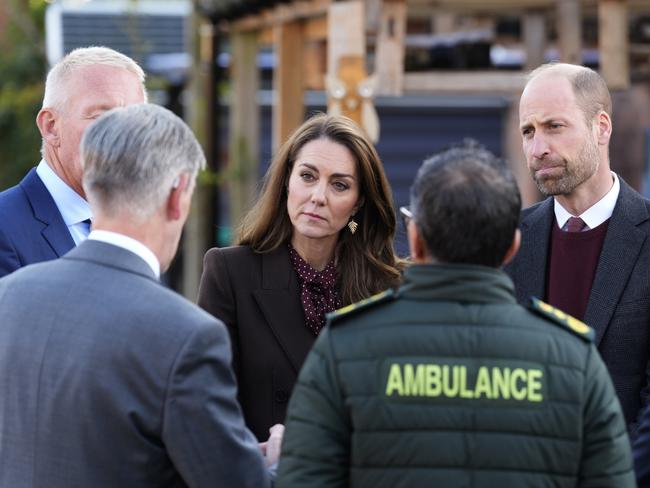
[327,289,396,326]
[528,297,594,342]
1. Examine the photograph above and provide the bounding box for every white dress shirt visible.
[554,172,620,231]
[36,160,92,244]
[88,230,161,278]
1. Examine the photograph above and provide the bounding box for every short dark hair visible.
[410,141,521,267]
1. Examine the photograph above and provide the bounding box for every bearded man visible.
[505,63,650,438]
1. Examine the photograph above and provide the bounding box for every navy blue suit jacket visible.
[0,168,74,277]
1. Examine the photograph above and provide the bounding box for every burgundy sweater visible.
[546,219,609,320]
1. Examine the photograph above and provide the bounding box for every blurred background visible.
[1,0,650,297]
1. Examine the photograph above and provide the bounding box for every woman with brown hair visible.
[198,113,401,441]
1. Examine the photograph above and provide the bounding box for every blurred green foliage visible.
[0,0,47,190]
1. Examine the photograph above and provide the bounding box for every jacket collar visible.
[21,168,75,257]
[400,263,517,304]
[511,198,554,303]
[62,239,158,282]
[253,246,314,373]
[584,177,649,344]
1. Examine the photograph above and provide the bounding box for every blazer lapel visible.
[21,169,75,257]
[252,247,313,373]
[584,180,649,345]
[515,199,554,303]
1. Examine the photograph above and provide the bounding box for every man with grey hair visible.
[506,62,650,437]
[0,46,147,277]
[0,104,278,487]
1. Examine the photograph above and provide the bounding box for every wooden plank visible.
[260,15,326,44]
[229,30,261,227]
[404,71,528,93]
[523,9,546,70]
[599,0,630,89]
[327,1,365,77]
[376,0,406,96]
[232,0,330,32]
[305,16,327,41]
[259,26,273,45]
[304,41,327,90]
[366,0,382,35]
[273,20,305,151]
[557,0,582,64]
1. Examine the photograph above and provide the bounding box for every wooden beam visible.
[232,0,330,32]
[304,41,327,90]
[376,0,406,96]
[557,0,582,64]
[305,16,327,41]
[327,1,365,77]
[229,30,260,227]
[259,26,273,45]
[273,20,305,151]
[523,9,546,70]
[599,0,630,89]
[404,71,528,93]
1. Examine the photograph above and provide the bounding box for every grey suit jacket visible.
[0,240,269,488]
[505,178,650,433]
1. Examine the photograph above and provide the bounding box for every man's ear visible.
[407,220,429,263]
[502,228,521,266]
[36,108,60,147]
[595,110,612,146]
[167,173,189,221]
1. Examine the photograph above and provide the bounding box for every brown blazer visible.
[198,245,314,441]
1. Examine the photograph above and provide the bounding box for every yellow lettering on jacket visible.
[385,363,544,402]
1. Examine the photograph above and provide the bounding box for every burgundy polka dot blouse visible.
[288,244,342,335]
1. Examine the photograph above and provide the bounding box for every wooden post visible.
[523,10,546,70]
[182,16,213,301]
[327,1,365,78]
[557,0,582,64]
[273,20,305,152]
[376,0,406,96]
[599,0,629,90]
[229,30,260,229]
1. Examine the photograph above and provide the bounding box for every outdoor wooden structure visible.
[181,0,650,298]
[214,0,647,203]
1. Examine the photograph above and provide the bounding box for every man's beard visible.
[529,139,600,196]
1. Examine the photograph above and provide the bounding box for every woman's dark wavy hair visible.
[237,113,402,304]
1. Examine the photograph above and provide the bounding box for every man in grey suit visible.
[0,104,278,487]
[506,62,650,436]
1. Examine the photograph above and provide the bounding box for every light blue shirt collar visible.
[554,172,620,231]
[36,160,92,244]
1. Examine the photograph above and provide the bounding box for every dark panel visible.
[61,13,186,61]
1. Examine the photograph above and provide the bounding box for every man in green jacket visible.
[277,142,635,487]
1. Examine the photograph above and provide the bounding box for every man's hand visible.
[259,424,285,466]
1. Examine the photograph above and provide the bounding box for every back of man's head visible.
[43,46,147,110]
[410,141,521,267]
[81,104,205,221]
